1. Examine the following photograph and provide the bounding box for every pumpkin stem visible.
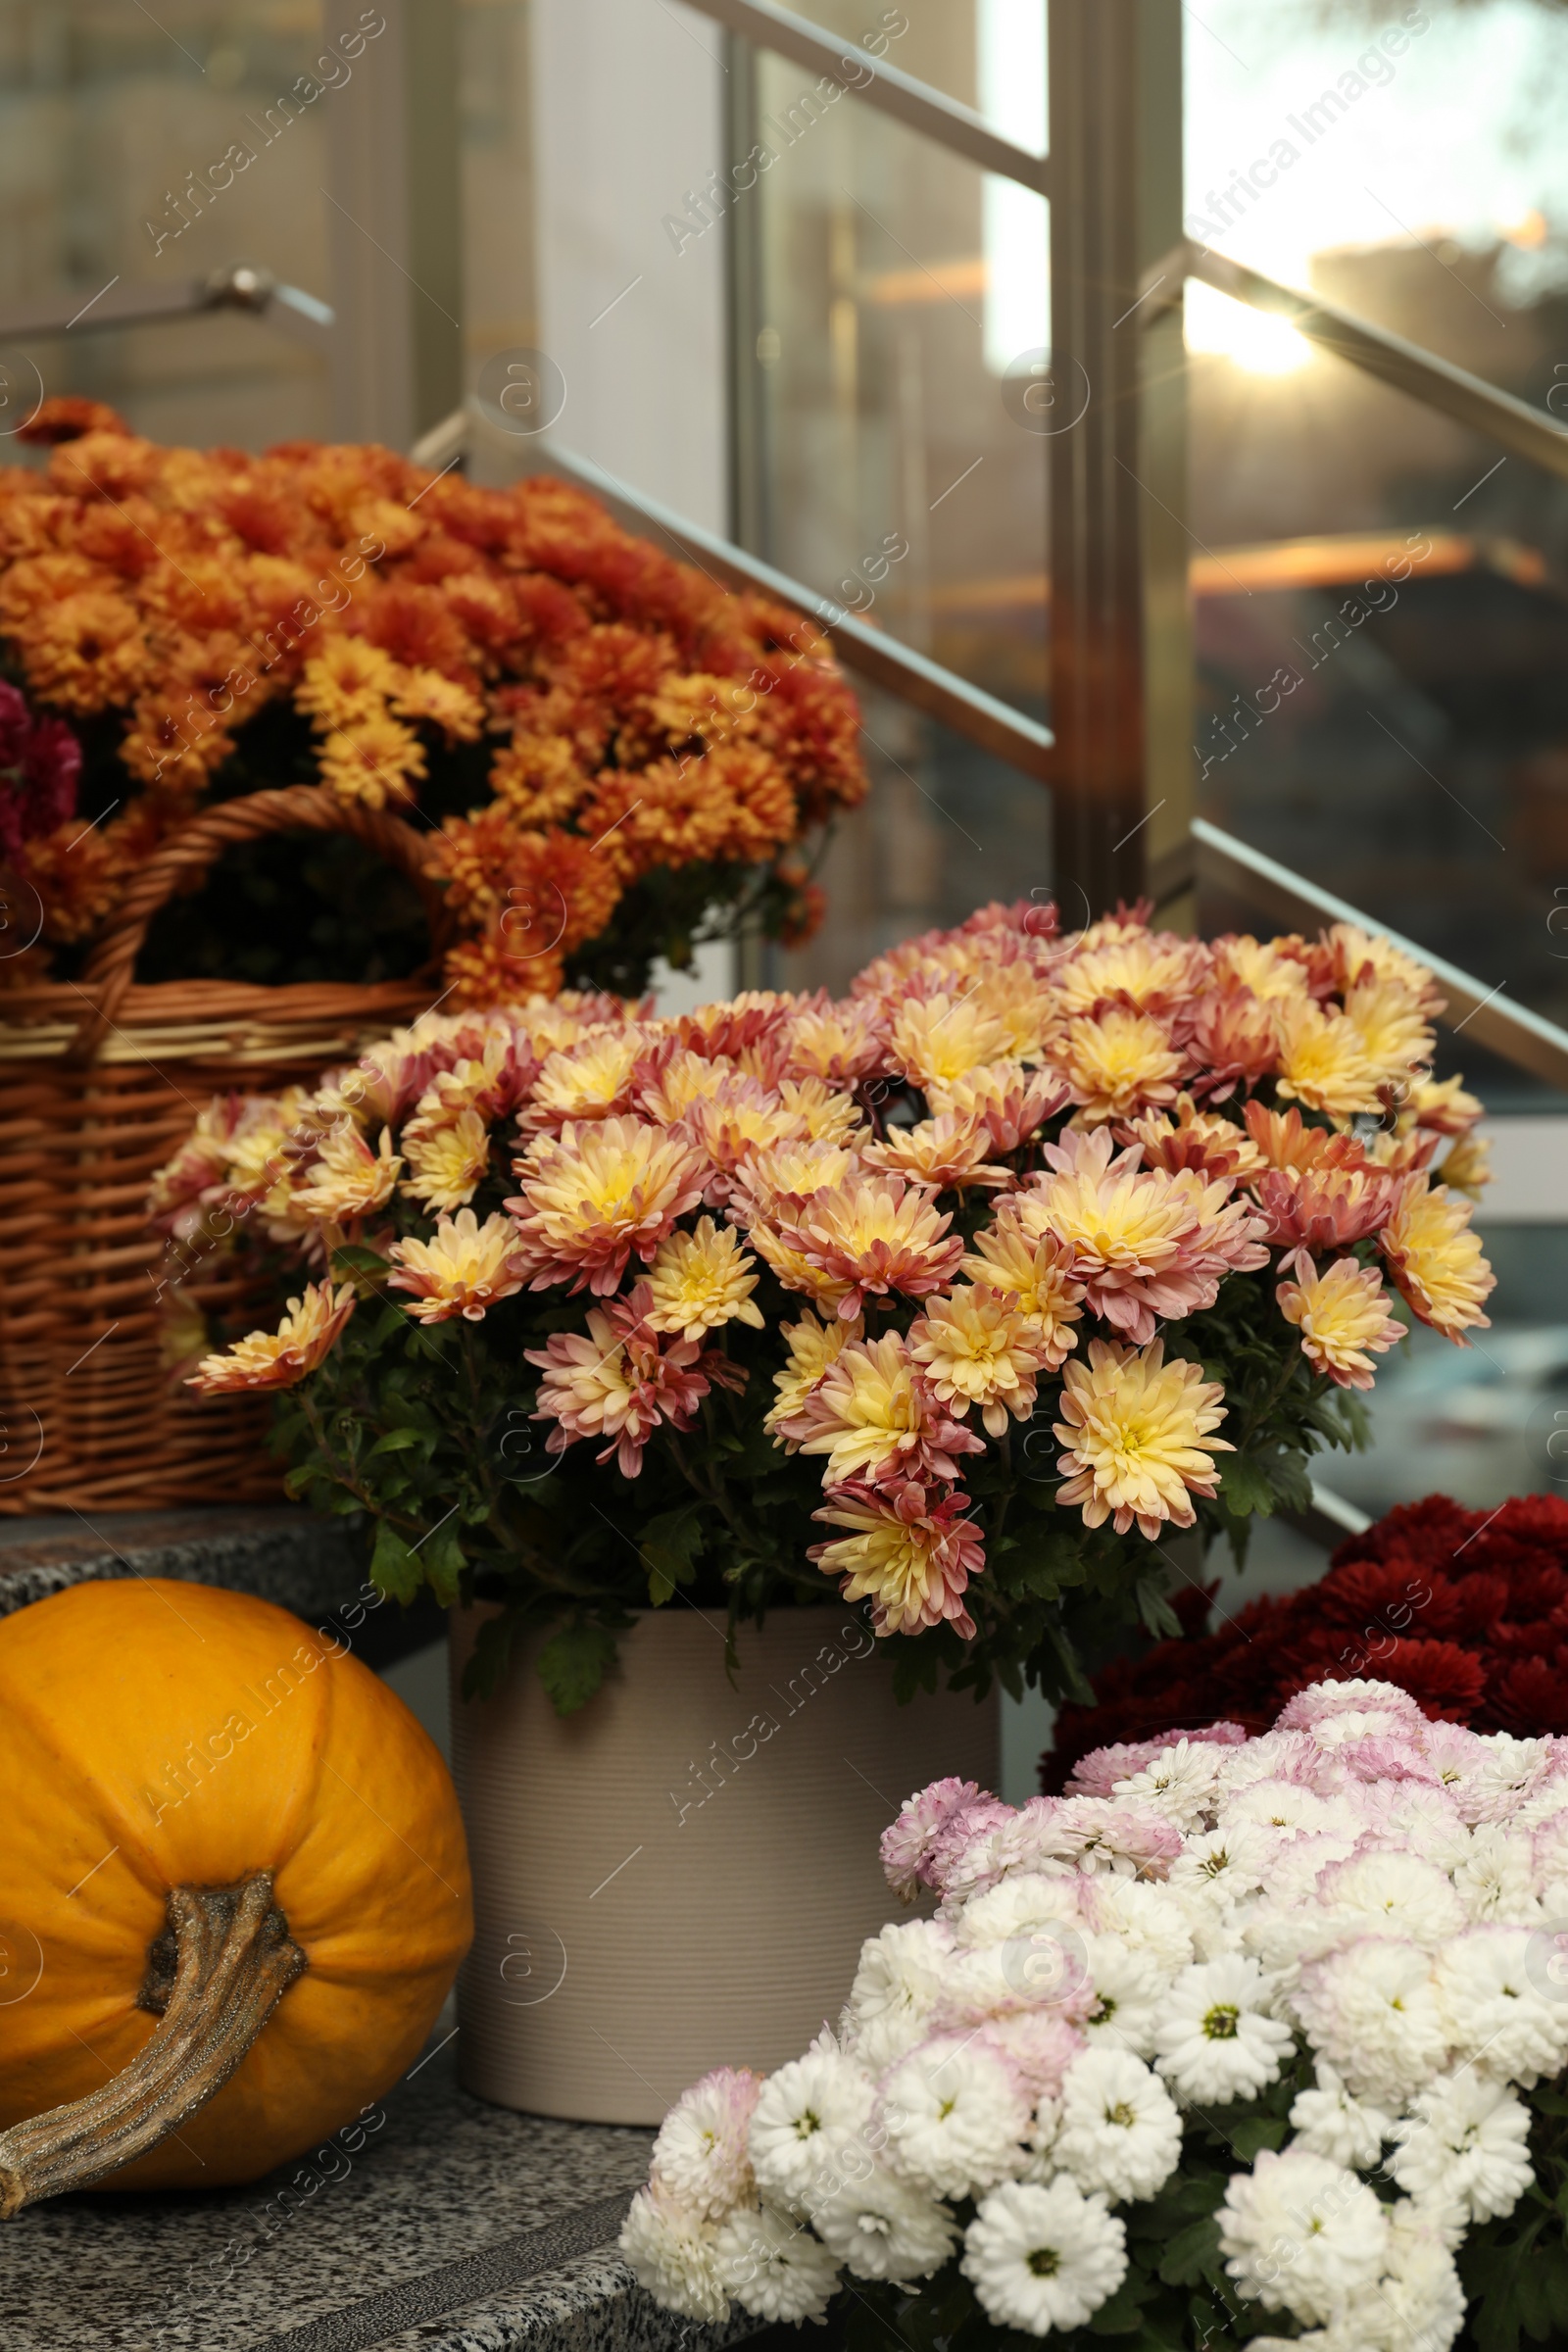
[0,1872,306,2218]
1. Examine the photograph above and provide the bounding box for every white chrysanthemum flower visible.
[961,2179,1128,2334]
[881,2034,1032,2198]
[1389,2072,1535,2224]
[1293,1940,1447,2108]
[1459,1735,1557,1827]
[1372,2198,1467,2352]
[1310,1852,1468,1955]
[750,2050,876,2212]
[842,1918,956,2073]
[937,1941,1077,2031]
[1218,1781,1360,1841]
[1288,2060,1394,2170]
[1085,1877,1197,1976]
[1515,1773,1568,1833]
[1053,2046,1183,2202]
[810,2159,958,2282]
[619,2182,729,2322]
[1154,1955,1293,2104]
[712,2202,842,2324]
[1168,1823,1275,1905]
[1433,1926,1568,2083]
[1452,1826,1544,1925]
[1079,1933,1166,2058]
[1349,1785,1473,1875]
[1213,1728,1318,1791]
[1248,1832,1360,1921]
[651,2066,760,2221]
[1112,1740,1228,1832]
[1219,2147,1390,2325]
[957,1871,1091,1951]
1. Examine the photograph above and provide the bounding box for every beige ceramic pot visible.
[449,1603,999,2125]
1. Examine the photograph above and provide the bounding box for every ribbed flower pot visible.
[449,1604,999,2126]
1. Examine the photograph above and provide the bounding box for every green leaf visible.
[331,1244,391,1277]
[367,1426,424,1458]
[1225,2116,1288,2162]
[537,1619,619,1715]
[369,1517,422,1604]
[1218,1454,1276,1518]
[1087,2271,1154,2333]
[421,1516,466,1608]
[637,1504,707,1606]
[1157,2215,1223,2289]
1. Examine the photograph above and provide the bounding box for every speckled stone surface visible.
[0,2040,754,2352]
[0,1509,440,1668]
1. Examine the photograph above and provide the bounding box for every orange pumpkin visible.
[0,1577,472,2206]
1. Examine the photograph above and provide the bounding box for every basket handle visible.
[68,784,453,1064]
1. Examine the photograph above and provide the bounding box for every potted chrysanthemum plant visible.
[148,897,1495,2123]
[623,1675,1568,2352]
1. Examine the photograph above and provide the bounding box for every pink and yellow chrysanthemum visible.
[808,1478,984,1638]
[292,1120,402,1222]
[523,1031,645,1128]
[906,1287,1054,1437]
[1118,1096,1262,1182]
[1341,977,1434,1095]
[527,1285,741,1477]
[644,1216,764,1343]
[1272,999,1382,1120]
[508,1116,707,1295]
[889,992,1013,1089]
[787,1331,983,1486]
[764,1308,865,1436]
[1380,1177,1495,1342]
[401,1107,492,1212]
[764,1175,964,1320]
[958,1204,1085,1370]
[1056,1006,1182,1125]
[188,1280,356,1394]
[1054,1337,1232,1540]
[1276,1253,1406,1389]
[389,1207,527,1322]
[860,1111,1011,1192]
[924,1059,1070,1152]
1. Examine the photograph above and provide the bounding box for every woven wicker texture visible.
[0,787,452,1515]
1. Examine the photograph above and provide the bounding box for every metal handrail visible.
[1167,244,1568,482]
[667,0,1049,197]
[418,403,1568,1100]
[0,263,334,354]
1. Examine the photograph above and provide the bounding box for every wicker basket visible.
[0,786,455,1515]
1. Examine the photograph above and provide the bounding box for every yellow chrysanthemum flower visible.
[1277,1253,1406,1390]
[1056,1006,1182,1124]
[776,1075,864,1145]
[528,1033,644,1126]
[1436,1132,1491,1200]
[959,1207,1085,1370]
[1329,920,1441,1008]
[389,1207,526,1323]
[1381,1178,1495,1341]
[1054,1337,1231,1540]
[890,993,1013,1089]
[188,1281,356,1394]
[907,1286,1052,1436]
[644,1216,764,1343]
[402,1107,492,1213]
[747,1217,855,1315]
[295,638,402,729]
[390,665,486,742]
[861,1111,1010,1192]
[1272,999,1382,1121]
[1342,977,1434,1094]
[293,1120,402,1220]
[1054,933,1206,1017]
[764,1309,864,1435]
[637,1047,741,1125]
[792,1331,929,1485]
[318,714,426,807]
[1404,1073,1484,1137]
[1209,933,1317,1003]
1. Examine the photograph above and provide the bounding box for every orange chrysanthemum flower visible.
[187,1280,356,1394]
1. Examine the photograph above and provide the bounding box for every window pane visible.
[0,0,331,446]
